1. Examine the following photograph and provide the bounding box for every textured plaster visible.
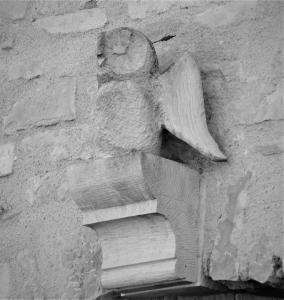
[0,0,283,297]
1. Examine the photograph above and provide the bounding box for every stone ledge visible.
[33,8,107,34]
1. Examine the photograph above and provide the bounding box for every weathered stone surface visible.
[21,124,96,166]
[0,1,28,21]
[143,17,183,43]
[252,84,283,124]
[4,77,76,134]
[0,0,283,296]
[5,37,98,79]
[0,263,10,298]
[25,170,65,206]
[61,227,102,299]
[247,234,275,283]
[127,0,174,19]
[3,201,102,299]
[231,83,284,126]
[0,143,15,177]
[0,31,15,50]
[207,121,283,285]
[210,172,252,281]
[15,249,45,299]
[253,144,283,156]
[9,61,43,80]
[195,1,257,29]
[34,8,107,34]
[29,0,90,19]
[0,198,21,221]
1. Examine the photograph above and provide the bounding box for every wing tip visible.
[200,145,227,162]
[211,153,227,162]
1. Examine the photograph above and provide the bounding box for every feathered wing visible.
[159,53,227,161]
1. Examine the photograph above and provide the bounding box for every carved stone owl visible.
[95,27,226,161]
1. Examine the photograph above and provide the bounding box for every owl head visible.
[97,27,159,85]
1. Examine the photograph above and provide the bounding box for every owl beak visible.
[97,56,106,67]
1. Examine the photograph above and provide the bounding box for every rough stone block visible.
[21,125,97,167]
[208,126,284,286]
[9,61,43,80]
[0,1,28,21]
[234,83,284,125]
[253,84,283,124]
[29,0,90,19]
[128,0,173,19]
[25,170,66,206]
[61,227,102,299]
[8,203,102,299]
[0,31,15,50]
[195,1,257,29]
[0,263,10,298]
[4,77,76,135]
[34,8,107,34]
[0,143,15,177]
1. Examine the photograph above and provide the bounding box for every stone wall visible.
[0,0,283,298]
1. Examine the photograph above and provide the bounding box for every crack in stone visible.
[153,34,176,44]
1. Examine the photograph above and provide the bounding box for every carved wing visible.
[159,53,227,161]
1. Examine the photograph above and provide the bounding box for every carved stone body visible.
[96,27,226,161]
[96,79,161,156]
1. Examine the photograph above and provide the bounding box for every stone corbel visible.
[73,152,203,296]
[72,26,228,298]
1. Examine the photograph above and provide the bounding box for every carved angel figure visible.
[95,27,226,161]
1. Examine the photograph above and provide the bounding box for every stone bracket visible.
[73,152,202,295]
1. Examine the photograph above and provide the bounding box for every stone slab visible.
[195,1,257,29]
[4,77,76,135]
[0,263,10,298]
[34,8,107,34]
[0,143,15,177]
[0,1,28,21]
[128,0,173,20]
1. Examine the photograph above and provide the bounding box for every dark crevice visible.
[153,34,176,43]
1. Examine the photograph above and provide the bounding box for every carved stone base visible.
[73,152,201,294]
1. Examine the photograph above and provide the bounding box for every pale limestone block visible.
[128,0,174,19]
[234,83,284,125]
[0,263,10,298]
[4,77,76,134]
[21,125,96,165]
[0,31,15,50]
[253,84,284,124]
[0,0,28,21]
[210,172,252,281]
[25,170,64,206]
[127,1,147,19]
[61,227,102,299]
[25,176,42,205]
[29,0,90,19]
[34,8,107,34]
[8,61,43,80]
[195,1,257,29]
[0,143,15,177]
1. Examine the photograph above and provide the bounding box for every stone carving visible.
[73,153,225,296]
[73,152,201,294]
[96,27,226,161]
[73,27,228,297]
